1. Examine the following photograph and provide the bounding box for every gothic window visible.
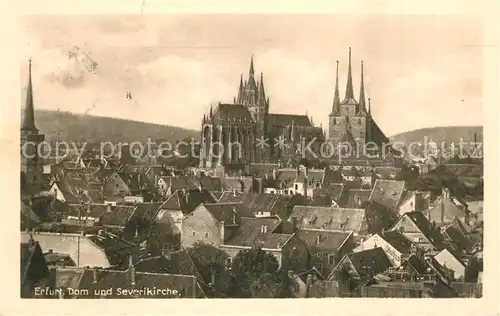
[192,231,196,236]
[333,118,336,125]
[358,119,362,124]
[328,254,335,265]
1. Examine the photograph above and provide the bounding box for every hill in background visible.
[389,126,483,146]
[34,110,199,143]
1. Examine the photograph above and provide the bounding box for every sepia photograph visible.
[19,11,487,301]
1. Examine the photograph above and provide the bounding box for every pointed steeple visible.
[331,61,340,114]
[237,74,244,103]
[209,104,213,117]
[249,55,255,77]
[368,98,372,116]
[22,58,37,131]
[359,60,366,113]
[258,72,266,101]
[344,47,355,102]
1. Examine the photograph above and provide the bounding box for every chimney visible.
[48,249,53,254]
[316,234,321,244]
[305,274,313,298]
[233,188,236,197]
[92,267,98,284]
[272,168,277,180]
[210,269,216,286]
[232,207,237,224]
[219,221,225,242]
[128,255,136,286]
[106,203,112,213]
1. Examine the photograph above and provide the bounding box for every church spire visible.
[249,55,255,77]
[368,98,372,116]
[359,60,366,113]
[331,60,340,114]
[22,58,37,131]
[344,47,355,102]
[258,72,266,101]
[237,74,244,103]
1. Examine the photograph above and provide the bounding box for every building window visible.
[328,254,335,265]
[294,184,298,190]
[333,118,336,125]
[192,231,196,236]
[317,263,323,272]
[317,252,323,258]
[205,232,209,238]
[358,119,361,124]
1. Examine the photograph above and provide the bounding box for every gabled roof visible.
[77,268,205,298]
[134,249,202,280]
[296,229,351,252]
[399,212,446,250]
[423,197,467,224]
[340,189,371,208]
[217,191,287,217]
[404,255,430,275]
[290,205,367,234]
[443,225,473,253]
[159,189,216,215]
[21,240,48,286]
[199,203,244,224]
[98,205,138,227]
[345,247,392,277]
[160,176,198,191]
[378,230,413,254]
[313,183,344,202]
[223,217,283,247]
[220,176,253,192]
[369,180,405,210]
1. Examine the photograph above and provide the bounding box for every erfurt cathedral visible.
[199,57,325,168]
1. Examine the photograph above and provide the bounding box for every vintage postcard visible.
[3,0,499,314]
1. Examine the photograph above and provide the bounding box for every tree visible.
[186,242,233,297]
[230,247,296,298]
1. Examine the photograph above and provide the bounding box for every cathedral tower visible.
[21,59,45,193]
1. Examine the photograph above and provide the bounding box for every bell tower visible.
[21,59,45,193]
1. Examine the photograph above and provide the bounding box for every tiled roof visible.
[248,163,280,178]
[224,217,283,247]
[161,176,198,191]
[340,189,371,208]
[290,205,367,234]
[399,191,416,205]
[267,114,311,127]
[192,176,222,192]
[369,180,405,210]
[202,203,244,224]
[405,255,430,275]
[77,268,205,298]
[213,104,253,124]
[374,167,401,179]
[347,247,392,277]
[21,241,48,286]
[44,252,76,266]
[296,229,351,252]
[135,249,202,280]
[221,177,253,192]
[313,183,344,201]
[423,198,467,224]
[379,230,412,254]
[99,205,138,227]
[403,212,446,250]
[217,191,287,218]
[443,225,473,253]
[160,190,215,214]
[55,267,85,289]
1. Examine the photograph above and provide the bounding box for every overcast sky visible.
[20,14,484,136]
